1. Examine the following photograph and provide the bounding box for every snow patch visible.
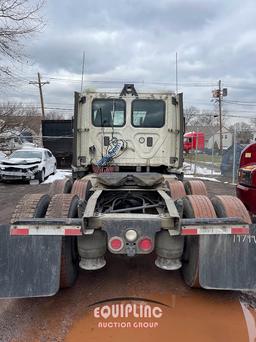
[43,169,72,184]
[183,162,221,176]
[184,175,221,183]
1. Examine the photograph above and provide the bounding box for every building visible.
[207,127,233,150]
[186,125,232,151]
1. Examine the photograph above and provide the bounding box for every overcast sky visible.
[2,0,256,122]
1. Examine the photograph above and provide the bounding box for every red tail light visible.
[109,237,124,251]
[138,238,152,252]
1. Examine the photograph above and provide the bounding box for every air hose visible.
[96,138,124,167]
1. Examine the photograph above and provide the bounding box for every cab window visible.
[92,99,126,127]
[132,100,165,128]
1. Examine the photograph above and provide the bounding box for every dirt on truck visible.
[0,84,255,299]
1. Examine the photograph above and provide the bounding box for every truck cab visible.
[237,143,256,216]
[72,84,184,179]
[183,132,205,153]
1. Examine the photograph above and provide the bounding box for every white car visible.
[0,147,56,183]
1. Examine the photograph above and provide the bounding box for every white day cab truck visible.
[0,84,255,298]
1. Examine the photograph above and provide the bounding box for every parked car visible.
[0,147,56,183]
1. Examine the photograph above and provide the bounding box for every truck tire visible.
[182,195,216,288]
[166,180,186,200]
[71,179,92,200]
[48,178,73,197]
[46,194,79,288]
[11,193,50,223]
[184,180,208,196]
[211,195,252,224]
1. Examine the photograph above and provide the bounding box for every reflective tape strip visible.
[10,228,29,236]
[10,225,82,236]
[231,227,249,234]
[181,225,249,235]
[181,228,198,235]
[64,229,82,236]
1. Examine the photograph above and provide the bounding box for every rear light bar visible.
[10,223,250,237]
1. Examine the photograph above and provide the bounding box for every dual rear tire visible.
[12,192,80,289]
[46,194,80,288]
[182,194,251,288]
[166,179,207,201]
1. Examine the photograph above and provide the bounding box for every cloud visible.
[1,0,256,123]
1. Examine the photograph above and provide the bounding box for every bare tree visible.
[229,121,253,144]
[250,118,256,129]
[0,0,44,78]
[184,106,198,125]
[0,102,40,134]
[186,107,228,128]
[44,111,65,120]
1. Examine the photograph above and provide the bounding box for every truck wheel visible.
[46,194,79,288]
[48,178,73,197]
[166,180,186,200]
[71,179,92,200]
[36,169,45,183]
[184,180,208,196]
[182,195,216,288]
[211,195,252,224]
[11,193,50,223]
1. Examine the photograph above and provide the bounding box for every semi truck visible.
[237,142,256,219]
[183,131,205,153]
[0,84,255,298]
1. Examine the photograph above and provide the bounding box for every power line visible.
[0,104,73,111]
[223,100,256,106]
[8,71,256,90]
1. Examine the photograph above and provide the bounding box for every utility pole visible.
[218,80,223,154]
[212,81,228,155]
[29,73,50,118]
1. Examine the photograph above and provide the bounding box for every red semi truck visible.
[184,132,205,153]
[237,143,256,217]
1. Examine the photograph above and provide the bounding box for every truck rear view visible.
[72,84,183,178]
[0,84,255,299]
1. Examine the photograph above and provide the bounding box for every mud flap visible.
[199,225,256,290]
[0,225,62,298]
